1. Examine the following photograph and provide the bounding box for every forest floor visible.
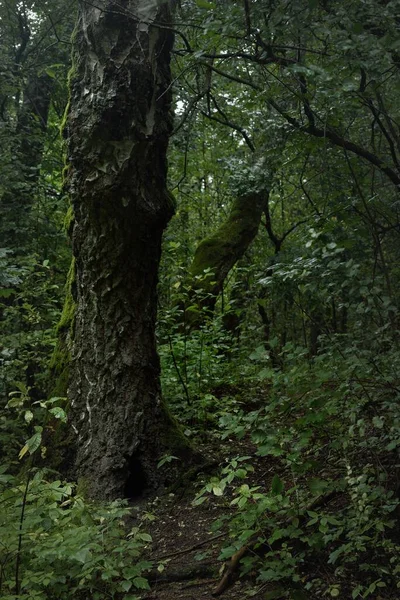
[132,434,290,600]
[125,387,398,600]
[129,430,398,600]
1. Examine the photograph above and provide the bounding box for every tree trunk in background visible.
[184,192,266,328]
[66,0,189,500]
[1,73,53,249]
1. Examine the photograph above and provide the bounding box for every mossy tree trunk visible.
[65,0,189,500]
[185,192,266,328]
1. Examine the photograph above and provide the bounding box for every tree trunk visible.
[66,0,189,500]
[1,73,53,249]
[184,192,266,328]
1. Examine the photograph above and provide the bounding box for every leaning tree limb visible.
[212,489,341,597]
[183,191,267,329]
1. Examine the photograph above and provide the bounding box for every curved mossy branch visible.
[185,191,267,328]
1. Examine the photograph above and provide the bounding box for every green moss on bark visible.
[45,258,76,472]
[57,258,76,333]
[63,204,74,235]
[185,192,266,326]
[159,397,193,456]
[190,193,265,284]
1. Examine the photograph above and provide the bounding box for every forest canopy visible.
[0,1,399,599]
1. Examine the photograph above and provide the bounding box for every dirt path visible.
[138,489,259,600]
[131,438,276,600]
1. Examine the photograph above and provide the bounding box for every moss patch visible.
[160,396,193,458]
[56,258,76,334]
[190,193,265,286]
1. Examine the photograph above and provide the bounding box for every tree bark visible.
[66,0,189,500]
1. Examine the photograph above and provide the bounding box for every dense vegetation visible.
[0,1,399,599]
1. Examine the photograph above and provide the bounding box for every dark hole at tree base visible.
[124,456,147,499]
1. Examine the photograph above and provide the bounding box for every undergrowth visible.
[191,336,400,599]
[0,391,152,600]
[0,470,152,600]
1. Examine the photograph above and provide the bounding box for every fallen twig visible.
[154,532,225,561]
[148,562,216,584]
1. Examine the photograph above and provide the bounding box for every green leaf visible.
[19,444,30,460]
[219,545,237,559]
[136,560,152,571]
[196,0,216,8]
[308,478,329,494]
[0,288,14,298]
[268,528,285,544]
[235,468,247,479]
[7,397,24,408]
[352,586,362,599]
[259,367,275,380]
[49,406,67,421]
[47,397,67,404]
[157,454,179,468]
[121,580,133,592]
[271,474,284,495]
[372,416,384,429]
[24,410,34,423]
[193,495,207,505]
[73,548,92,563]
[19,429,43,459]
[386,440,399,450]
[132,577,150,590]
[240,529,255,542]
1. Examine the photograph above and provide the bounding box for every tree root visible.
[212,543,251,596]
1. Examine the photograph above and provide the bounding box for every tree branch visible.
[269,100,400,189]
[201,109,255,152]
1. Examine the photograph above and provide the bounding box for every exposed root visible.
[212,490,341,597]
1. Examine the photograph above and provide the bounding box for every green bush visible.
[0,469,152,600]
